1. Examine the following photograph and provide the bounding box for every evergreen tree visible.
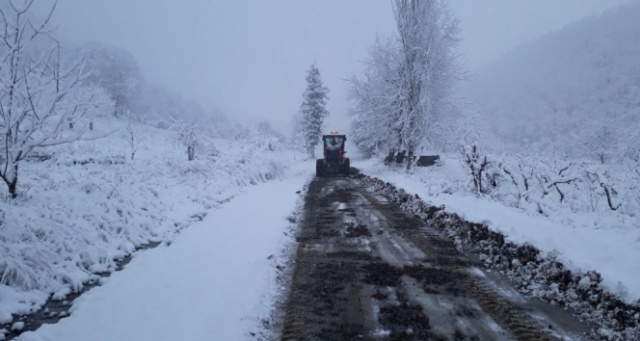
[299,64,329,158]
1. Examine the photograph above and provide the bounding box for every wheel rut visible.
[279,177,590,340]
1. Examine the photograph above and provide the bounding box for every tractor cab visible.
[322,134,346,158]
[316,131,350,177]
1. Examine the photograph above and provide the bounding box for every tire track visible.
[278,177,590,340]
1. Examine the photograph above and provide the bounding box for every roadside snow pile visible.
[0,118,295,326]
[358,174,640,340]
[364,152,640,298]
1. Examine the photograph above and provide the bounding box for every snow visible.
[1,0,638,338]
[4,128,640,340]
[0,114,308,337]
[7,142,639,339]
[15,163,311,341]
[357,157,640,305]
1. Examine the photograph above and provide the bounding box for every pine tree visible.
[299,64,329,158]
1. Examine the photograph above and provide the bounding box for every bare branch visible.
[28,0,57,40]
[0,0,111,197]
[600,183,621,211]
[546,178,579,189]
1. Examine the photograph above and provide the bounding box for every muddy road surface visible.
[278,177,591,340]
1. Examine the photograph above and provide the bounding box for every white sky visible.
[35,0,634,133]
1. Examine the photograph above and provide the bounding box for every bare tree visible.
[0,0,103,198]
[348,38,404,157]
[126,119,138,161]
[394,0,461,165]
[348,0,462,167]
[462,144,491,194]
[172,117,201,161]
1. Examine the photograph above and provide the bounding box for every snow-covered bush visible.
[456,150,640,220]
[461,145,495,195]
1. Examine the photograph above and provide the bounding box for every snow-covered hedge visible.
[459,145,640,223]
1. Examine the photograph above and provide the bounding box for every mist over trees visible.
[465,1,640,163]
[74,42,217,128]
[0,0,288,199]
[75,41,247,149]
[78,42,144,118]
[349,0,462,160]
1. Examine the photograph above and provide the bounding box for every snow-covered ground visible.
[357,157,640,306]
[15,162,312,341]
[0,117,304,339]
[4,129,639,339]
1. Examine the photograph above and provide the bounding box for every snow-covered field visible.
[0,118,303,339]
[14,162,312,341]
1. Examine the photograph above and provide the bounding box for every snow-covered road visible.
[17,170,310,341]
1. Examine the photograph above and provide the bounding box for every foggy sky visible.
[35,0,633,133]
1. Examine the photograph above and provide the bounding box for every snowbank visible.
[356,157,640,339]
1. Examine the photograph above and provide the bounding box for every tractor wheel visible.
[316,159,324,177]
[344,158,350,177]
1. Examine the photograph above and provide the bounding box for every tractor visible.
[316,131,350,177]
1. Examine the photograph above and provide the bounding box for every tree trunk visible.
[601,183,621,211]
[308,145,315,159]
[8,178,17,198]
[406,149,414,171]
[4,164,19,198]
[187,144,195,161]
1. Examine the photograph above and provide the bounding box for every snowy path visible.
[17,171,310,341]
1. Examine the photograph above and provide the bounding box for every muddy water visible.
[279,177,590,340]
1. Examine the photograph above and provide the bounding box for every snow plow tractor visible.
[316,131,350,177]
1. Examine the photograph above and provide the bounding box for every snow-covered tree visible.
[349,38,404,157]
[290,112,306,153]
[255,120,285,152]
[134,83,210,128]
[126,117,138,161]
[0,0,111,198]
[349,0,461,164]
[256,120,284,141]
[78,42,143,118]
[172,118,201,161]
[298,64,329,158]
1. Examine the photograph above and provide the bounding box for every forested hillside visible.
[464,1,640,162]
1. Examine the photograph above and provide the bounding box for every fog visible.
[35,0,633,133]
